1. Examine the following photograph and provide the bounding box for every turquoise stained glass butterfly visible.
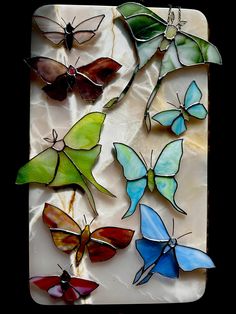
[114,139,186,219]
[152,81,208,136]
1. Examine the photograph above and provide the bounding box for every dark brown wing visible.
[77,57,121,85]
[25,57,67,83]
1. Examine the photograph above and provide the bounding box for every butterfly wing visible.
[152,109,186,135]
[117,2,166,68]
[75,58,121,101]
[184,81,202,109]
[69,277,99,296]
[183,80,208,119]
[114,143,147,217]
[151,248,179,279]
[153,139,186,214]
[42,74,69,101]
[33,15,65,45]
[175,32,222,66]
[187,104,208,119]
[16,148,58,184]
[171,115,187,135]
[43,203,81,254]
[175,245,215,271]
[25,57,67,84]
[139,204,170,241]
[160,32,222,78]
[87,227,134,262]
[152,109,182,127]
[72,14,105,45]
[30,276,61,291]
[64,145,114,197]
[64,112,105,150]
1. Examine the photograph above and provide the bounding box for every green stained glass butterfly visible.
[105,2,221,131]
[114,139,186,219]
[16,112,114,215]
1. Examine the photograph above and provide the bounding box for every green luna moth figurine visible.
[16,112,114,215]
[105,2,222,131]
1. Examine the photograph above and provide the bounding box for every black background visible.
[5,0,229,312]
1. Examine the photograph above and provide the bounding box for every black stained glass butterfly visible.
[33,14,105,50]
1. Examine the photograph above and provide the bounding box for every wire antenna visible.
[61,16,67,26]
[139,152,148,168]
[72,16,76,25]
[171,218,175,236]
[177,231,192,240]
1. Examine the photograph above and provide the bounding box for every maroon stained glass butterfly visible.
[25,56,121,101]
[33,14,105,50]
[30,266,99,304]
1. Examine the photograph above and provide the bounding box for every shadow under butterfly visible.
[33,14,105,50]
[25,56,121,101]
[42,203,134,266]
[30,264,99,304]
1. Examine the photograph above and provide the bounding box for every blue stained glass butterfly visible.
[152,81,208,136]
[133,204,215,285]
[113,139,186,219]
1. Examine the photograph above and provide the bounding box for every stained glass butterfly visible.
[16,112,114,215]
[33,14,105,50]
[25,56,121,101]
[133,204,215,285]
[30,265,99,304]
[105,2,221,131]
[152,81,208,135]
[43,203,134,266]
[114,139,185,218]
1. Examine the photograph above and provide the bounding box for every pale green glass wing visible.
[136,35,163,68]
[117,2,166,23]
[64,145,114,197]
[154,139,183,176]
[114,142,147,181]
[181,32,222,64]
[64,112,106,150]
[16,148,58,184]
[49,151,96,214]
[155,177,186,214]
[175,33,204,66]
[159,41,182,78]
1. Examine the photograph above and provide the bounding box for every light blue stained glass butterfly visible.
[152,81,208,136]
[113,139,186,219]
[133,204,215,285]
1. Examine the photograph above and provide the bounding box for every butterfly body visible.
[30,268,99,304]
[114,140,186,218]
[152,81,207,136]
[33,14,105,51]
[133,204,215,285]
[43,203,134,266]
